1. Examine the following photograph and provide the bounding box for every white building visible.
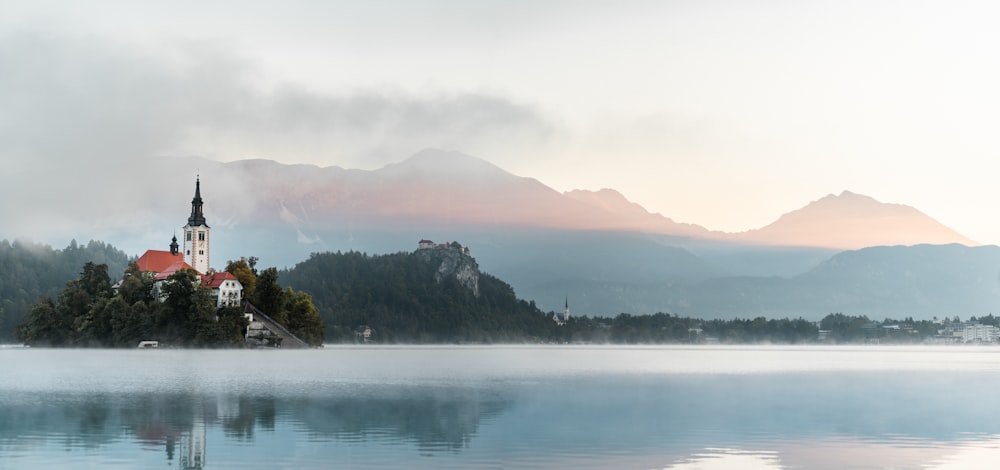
[201,271,243,308]
[962,324,997,343]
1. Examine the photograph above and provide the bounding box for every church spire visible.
[169,234,179,256]
[182,176,211,274]
[188,177,207,226]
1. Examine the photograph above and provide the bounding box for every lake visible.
[1,345,1000,469]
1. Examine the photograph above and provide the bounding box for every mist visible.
[0,28,558,250]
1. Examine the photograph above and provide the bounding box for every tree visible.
[284,288,324,347]
[254,268,285,323]
[78,262,113,299]
[119,263,156,305]
[226,258,258,301]
[110,298,154,347]
[158,269,217,346]
[16,297,67,346]
[197,306,248,347]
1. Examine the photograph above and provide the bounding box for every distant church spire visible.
[169,234,179,256]
[188,176,207,226]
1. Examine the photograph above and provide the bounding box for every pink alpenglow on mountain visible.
[732,191,977,250]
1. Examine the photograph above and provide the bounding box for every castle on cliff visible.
[418,239,471,256]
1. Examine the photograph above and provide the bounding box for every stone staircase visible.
[242,302,311,349]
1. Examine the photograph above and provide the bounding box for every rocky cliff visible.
[413,244,480,297]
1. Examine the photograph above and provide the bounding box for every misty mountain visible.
[214,151,974,253]
[546,244,1000,320]
[224,149,719,240]
[732,191,977,250]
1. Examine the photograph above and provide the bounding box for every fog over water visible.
[2,346,1000,469]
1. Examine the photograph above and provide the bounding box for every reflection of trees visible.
[288,387,511,451]
[221,395,276,440]
[0,393,118,449]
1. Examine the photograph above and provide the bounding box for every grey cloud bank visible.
[0,29,558,246]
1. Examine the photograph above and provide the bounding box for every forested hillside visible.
[281,250,554,342]
[0,239,129,341]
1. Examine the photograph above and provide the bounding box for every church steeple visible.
[169,234,179,256]
[188,177,207,227]
[182,177,211,274]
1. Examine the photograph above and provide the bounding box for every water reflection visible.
[4,346,1000,469]
[664,449,783,470]
[0,387,511,468]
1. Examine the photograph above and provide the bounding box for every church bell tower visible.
[182,177,211,274]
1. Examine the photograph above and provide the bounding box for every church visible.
[133,178,243,308]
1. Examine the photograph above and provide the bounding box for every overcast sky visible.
[4,1,1000,244]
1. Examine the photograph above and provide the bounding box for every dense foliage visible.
[550,312,971,344]
[545,313,821,344]
[281,251,554,343]
[17,262,247,348]
[0,239,129,341]
[225,258,325,347]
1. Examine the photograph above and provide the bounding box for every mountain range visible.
[16,149,995,320]
[181,148,973,248]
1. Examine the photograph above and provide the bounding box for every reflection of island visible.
[8,372,1000,469]
[0,387,511,467]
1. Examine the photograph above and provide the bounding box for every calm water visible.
[2,345,1000,469]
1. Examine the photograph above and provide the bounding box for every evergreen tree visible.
[283,288,324,347]
[254,267,286,323]
[157,269,217,346]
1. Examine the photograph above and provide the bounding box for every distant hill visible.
[279,247,555,343]
[732,191,977,250]
[543,244,1000,320]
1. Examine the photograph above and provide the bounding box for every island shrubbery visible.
[17,262,247,347]
[16,258,325,348]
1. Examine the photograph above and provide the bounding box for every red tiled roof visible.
[201,271,239,289]
[153,260,196,281]
[136,250,186,274]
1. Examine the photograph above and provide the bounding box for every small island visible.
[16,178,324,348]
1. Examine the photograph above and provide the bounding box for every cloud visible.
[180,85,559,169]
[0,29,559,244]
[0,30,557,168]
